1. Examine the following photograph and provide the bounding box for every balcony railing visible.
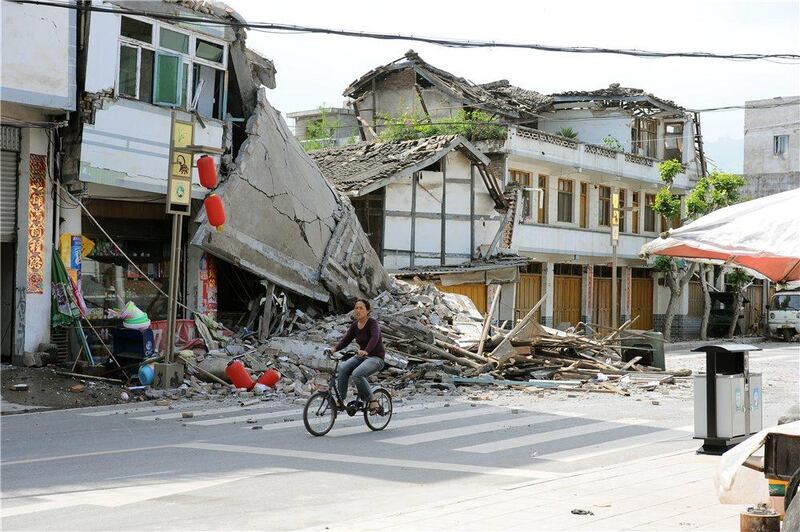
[508,126,676,175]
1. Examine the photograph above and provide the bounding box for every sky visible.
[227,0,800,173]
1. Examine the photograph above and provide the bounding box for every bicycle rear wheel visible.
[303,391,337,436]
[364,388,393,431]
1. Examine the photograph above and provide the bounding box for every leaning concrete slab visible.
[193,89,387,305]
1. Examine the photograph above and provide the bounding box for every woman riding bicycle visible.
[331,298,385,414]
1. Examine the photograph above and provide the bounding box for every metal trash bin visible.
[621,330,665,370]
[692,343,763,454]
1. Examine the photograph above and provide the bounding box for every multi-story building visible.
[336,51,702,336]
[1,0,77,362]
[742,95,800,199]
[287,107,359,150]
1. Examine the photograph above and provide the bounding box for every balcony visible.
[496,126,692,189]
[512,222,655,262]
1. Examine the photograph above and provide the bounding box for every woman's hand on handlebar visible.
[356,349,368,358]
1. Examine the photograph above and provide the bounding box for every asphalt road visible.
[1,343,797,531]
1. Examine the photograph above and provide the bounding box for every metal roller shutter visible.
[1,126,20,243]
[0,150,19,242]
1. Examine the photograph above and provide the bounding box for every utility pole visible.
[154,113,222,388]
[611,191,620,329]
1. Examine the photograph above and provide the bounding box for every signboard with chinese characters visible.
[611,191,620,242]
[166,115,193,215]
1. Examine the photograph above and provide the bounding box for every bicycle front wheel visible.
[364,388,393,431]
[303,391,337,436]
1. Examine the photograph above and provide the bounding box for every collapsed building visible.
[3,0,387,365]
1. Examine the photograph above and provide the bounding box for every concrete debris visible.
[193,88,388,305]
[147,279,685,403]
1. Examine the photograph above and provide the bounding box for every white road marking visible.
[327,406,505,437]
[1,467,293,517]
[1,445,175,466]
[379,413,568,446]
[132,404,281,422]
[80,404,174,417]
[238,401,463,431]
[454,418,652,454]
[545,425,694,462]
[178,442,560,480]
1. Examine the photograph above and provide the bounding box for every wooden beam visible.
[440,156,447,266]
[477,286,502,358]
[258,282,275,341]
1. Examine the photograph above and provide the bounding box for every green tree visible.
[377,109,506,142]
[685,171,747,339]
[652,159,696,341]
[302,108,343,152]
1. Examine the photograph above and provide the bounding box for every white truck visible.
[767,290,800,341]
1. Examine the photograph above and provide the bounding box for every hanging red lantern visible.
[197,155,217,189]
[204,193,226,231]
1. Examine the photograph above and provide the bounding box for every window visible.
[154,53,182,106]
[118,45,138,98]
[664,123,684,162]
[196,39,224,63]
[537,175,548,224]
[598,185,611,226]
[121,16,152,43]
[160,28,189,54]
[774,135,789,155]
[644,193,656,232]
[579,182,588,228]
[618,188,626,232]
[557,179,573,223]
[631,117,657,158]
[632,192,640,234]
[510,170,533,221]
[192,64,226,119]
[117,20,227,116]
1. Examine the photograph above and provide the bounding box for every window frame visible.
[579,182,588,228]
[618,188,626,233]
[557,178,574,223]
[598,185,611,227]
[509,170,534,222]
[116,17,228,114]
[537,175,548,224]
[663,122,685,162]
[632,192,640,234]
[774,134,789,156]
[644,193,656,233]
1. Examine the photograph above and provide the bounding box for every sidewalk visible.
[664,335,769,354]
[324,448,744,531]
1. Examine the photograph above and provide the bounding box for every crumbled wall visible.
[193,88,388,305]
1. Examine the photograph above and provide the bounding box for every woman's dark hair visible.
[354,298,371,311]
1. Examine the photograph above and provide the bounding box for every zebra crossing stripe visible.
[454,418,652,454]
[80,404,174,417]
[327,406,505,437]
[544,425,693,462]
[379,412,568,445]
[132,404,282,422]
[177,442,560,479]
[185,408,301,426]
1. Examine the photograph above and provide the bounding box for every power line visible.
[17,0,800,62]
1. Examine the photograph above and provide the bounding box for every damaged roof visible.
[343,51,543,121]
[552,83,685,112]
[394,254,533,277]
[310,134,489,196]
[345,51,686,118]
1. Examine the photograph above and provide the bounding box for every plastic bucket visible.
[225,359,254,390]
[138,363,155,385]
[257,368,281,388]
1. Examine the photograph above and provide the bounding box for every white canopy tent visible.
[640,188,800,289]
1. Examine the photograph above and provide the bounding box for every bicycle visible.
[302,349,393,437]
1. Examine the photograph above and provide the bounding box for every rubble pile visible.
[177,279,685,400]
